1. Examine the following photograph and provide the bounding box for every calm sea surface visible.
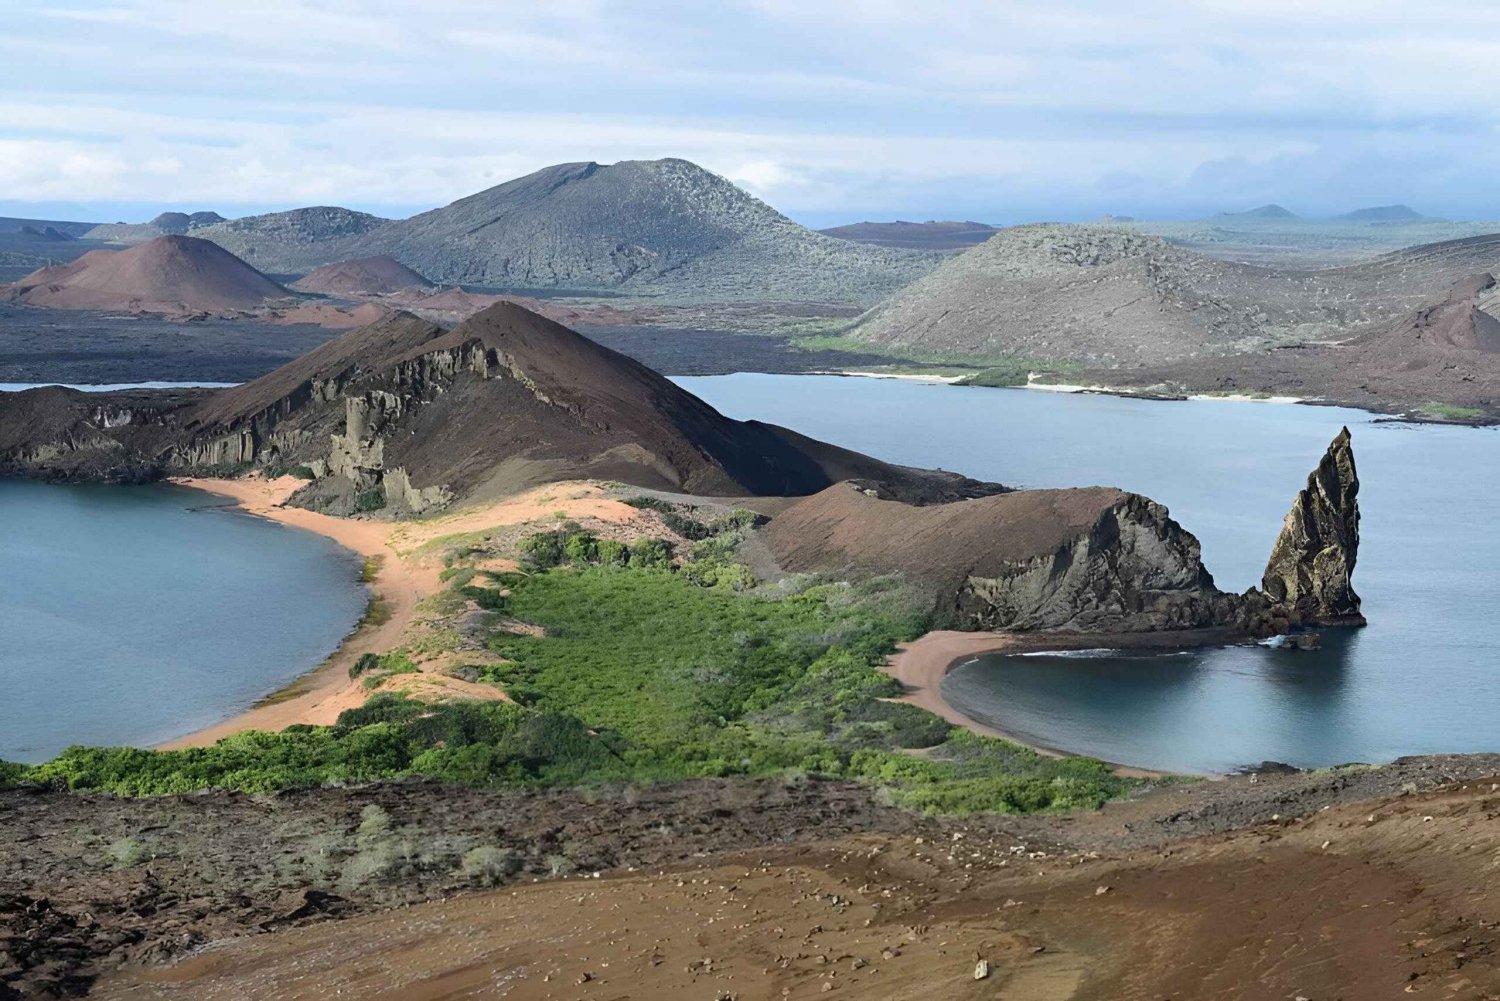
[0,481,366,762]
[678,375,1500,773]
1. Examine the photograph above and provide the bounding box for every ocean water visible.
[0,481,366,762]
[677,374,1500,773]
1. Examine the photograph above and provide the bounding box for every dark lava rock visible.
[1261,427,1364,626]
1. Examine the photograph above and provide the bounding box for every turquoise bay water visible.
[0,481,366,762]
[678,375,1500,773]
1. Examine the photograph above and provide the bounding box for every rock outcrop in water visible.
[765,430,1364,635]
[1260,427,1364,626]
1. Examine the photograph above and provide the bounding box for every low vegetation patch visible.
[1416,402,1486,422]
[14,517,1130,814]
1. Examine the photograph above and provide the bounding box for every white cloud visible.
[5,1,1500,219]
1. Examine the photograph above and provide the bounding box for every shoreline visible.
[157,477,643,750]
[885,628,1241,779]
[158,476,421,749]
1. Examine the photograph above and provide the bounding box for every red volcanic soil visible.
[4,235,288,313]
[290,255,433,296]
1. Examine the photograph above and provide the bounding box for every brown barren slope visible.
[3,235,288,313]
[90,775,1500,1001]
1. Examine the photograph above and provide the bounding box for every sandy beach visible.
[885,628,1238,777]
[160,476,640,749]
[159,476,417,748]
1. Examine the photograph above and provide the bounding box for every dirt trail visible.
[94,776,1500,1000]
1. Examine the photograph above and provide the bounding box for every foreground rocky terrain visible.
[6,756,1499,999]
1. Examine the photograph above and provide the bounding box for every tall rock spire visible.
[1260,427,1364,626]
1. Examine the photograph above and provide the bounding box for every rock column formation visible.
[1260,427,1364,627]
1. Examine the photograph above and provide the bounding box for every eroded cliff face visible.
[1260,427,1364,626]
[954,494,1239,632]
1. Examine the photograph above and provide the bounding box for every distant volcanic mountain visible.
[0,302,996,511]
[3,235,290,313]
[291,255,434,296]
[846,224,1500,365]
[1217,204,1299,220]
[149,211,226,234]
[83,211,228,243]
[189,159,940,304]
[1335,205,1431,223]
[817,220,999,251]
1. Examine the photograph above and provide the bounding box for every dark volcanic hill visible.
[0,302,997,511]
[190,159,939,304]
[817,220,999,251]
[3,235,290,313]
[848,225,1500,366]
[291,255,433,296]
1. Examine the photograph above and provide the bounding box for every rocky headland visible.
[0,301,1360,640]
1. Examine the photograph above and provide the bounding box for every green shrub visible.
[355,487,387,512]
[460,845,517,886]
[627,537,674,569]
[105,837,150,868]
[519,531,567,569]
[349,652,381,679]
[596,539,629,566]
[564,532,599,564]
[461,586,510,612]
[0,760,24,788]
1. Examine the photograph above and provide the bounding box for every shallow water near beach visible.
[0,480,366,762]
[679,374,1500,773]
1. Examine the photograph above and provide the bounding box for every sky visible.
[3,0,1500,226]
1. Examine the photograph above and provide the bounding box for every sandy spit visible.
[158,476,417,748]
[158,477,640,749]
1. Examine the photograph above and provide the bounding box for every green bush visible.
[349,652,381,679]
[564,532,599,564]
[627,537,674,569]
[355,487,387,512]
[519,531,567,569]
[0,760,24,788]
